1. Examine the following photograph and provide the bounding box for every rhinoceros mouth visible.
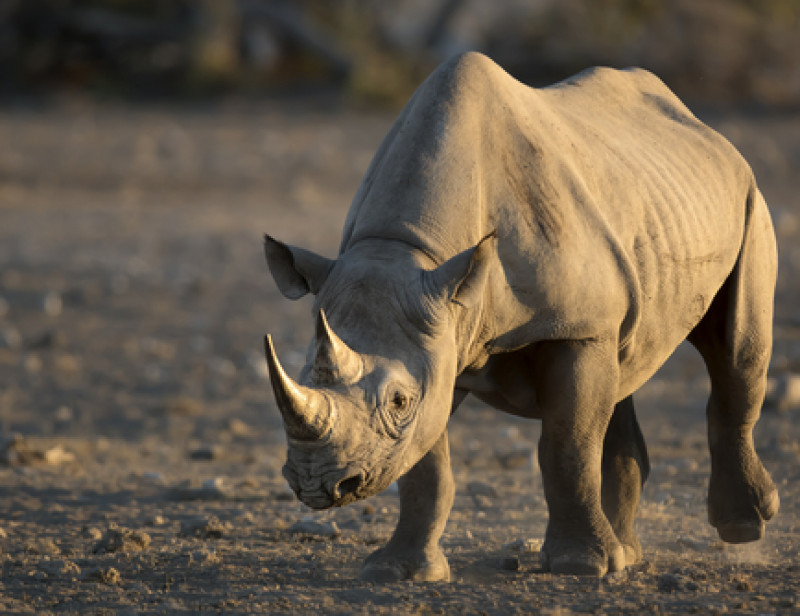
[283,463,372,509]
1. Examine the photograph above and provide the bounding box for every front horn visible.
[313,309,363,385]
[264,335,332,441]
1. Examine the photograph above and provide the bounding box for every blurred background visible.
[2,0,800,108]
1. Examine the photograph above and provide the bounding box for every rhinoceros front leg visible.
[536,338,626,576]
[360,428,455,582]
[601,395,649,566]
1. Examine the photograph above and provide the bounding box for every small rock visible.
[503,538,542,554]
[676,536,707,551]
[209,356,237,378]
[43,445,76,465]
[765,373,800,412]
[289,517,341,539]
[81,566,121,585]
[1,435,48,465]
[164,396,204,416]
[657,572,684,593]
[42,291,62,316]
[735,579,753,592]
[498,556,521,571]
[41,559,81,579]
[188,547,220,566]
[0,526,7,539]
[82,526,104,541]
[139,336,176,360]
[22,354,42,374]
[93,526,151,553]
[189,445,222,461]
[25,538,60,555]
[173,477,232,500]
[147,514,168,527]
[0,296,9,319]
[228,418,252,437]
[467,481,498,498]
[0,326,21,349]
[467,481,497,508]
[497,448,536,470]
[29,330,66,349]
[179,515,227,539]
[54,406,73,422]
[142,471,165,483]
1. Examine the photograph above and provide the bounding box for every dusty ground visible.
[0,98,799,614]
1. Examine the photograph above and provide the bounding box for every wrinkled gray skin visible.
[263,52,779,580]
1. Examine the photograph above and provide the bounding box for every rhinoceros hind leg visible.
[359,430,454,583]
[688,188,779,543]
[601,395,649,566]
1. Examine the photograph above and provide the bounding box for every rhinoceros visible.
[262,52,779,580]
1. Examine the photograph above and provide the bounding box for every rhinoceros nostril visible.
[334,475,363,500]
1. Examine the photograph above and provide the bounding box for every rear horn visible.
[313,309,363,384]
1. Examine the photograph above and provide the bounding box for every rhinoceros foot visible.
[618,534,642,566]
[541,536,626,577]
[710,484,779,544]
[360,545,450,583]
[708,452,779,544]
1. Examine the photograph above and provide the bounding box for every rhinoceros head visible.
[263,234,493,509]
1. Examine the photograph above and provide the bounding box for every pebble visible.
[227,418,252,437]
[179,515,227,539]
[43,445,76,465]
[174,477,232,500]
[467,481,498,498]
[42,290,63,316]
[289,517,341,539]
[40,558,81,578]
[497,556,521,571]
[189,445,222,461]
[93,526,151,553]
[81,566,121,585]
[22,354,42,374]
[497,448,536,470]
[0,326,22,350]
[147,514,168,526]
[188,547,220,566]
[657,572,684,592]
[209,356,237,378]
[765,373,800,412]
[503,538,542,554]
[30,330,66,349]
[164,396,204,416]
[54,405,73,422]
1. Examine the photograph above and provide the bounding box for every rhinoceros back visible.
[340,53,759,389]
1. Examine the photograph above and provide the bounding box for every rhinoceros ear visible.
[264,235,335,300]
[423,232,496,309]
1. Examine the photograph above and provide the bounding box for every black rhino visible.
[263,52,779,580]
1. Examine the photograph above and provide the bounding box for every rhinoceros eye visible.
[378,387,414,438]
[391,391,408,410]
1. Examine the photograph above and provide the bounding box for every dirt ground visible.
[0,97,799,615]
